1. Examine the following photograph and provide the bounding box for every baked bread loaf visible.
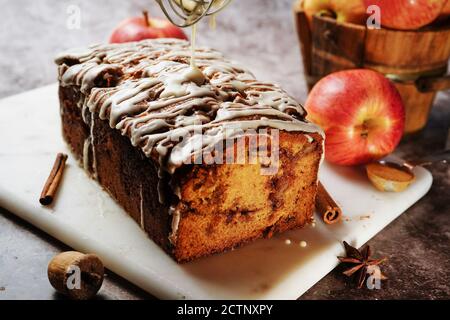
[55,39,324,262]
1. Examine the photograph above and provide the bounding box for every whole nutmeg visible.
[47,251,104,300]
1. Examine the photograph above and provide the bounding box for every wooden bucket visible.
[293,1,450,134]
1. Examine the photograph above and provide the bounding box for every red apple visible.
[303,0,367,26]
[364,0,447,30]
[305,69,405,166]
[109,11,187,44]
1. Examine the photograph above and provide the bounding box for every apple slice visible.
[366,162,415,192]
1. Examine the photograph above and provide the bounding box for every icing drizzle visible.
[56,39,322,168]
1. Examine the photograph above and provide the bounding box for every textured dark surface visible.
[0,0,449,300]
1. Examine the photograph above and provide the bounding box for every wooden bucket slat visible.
[364,61,448,77]
[311,16,366,77]
[395,84,437,133]
[293,1,313,76]
[365,26,450,71]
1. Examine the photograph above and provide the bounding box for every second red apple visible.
[305,69,405,166]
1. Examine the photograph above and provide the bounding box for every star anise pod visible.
[337,241,387,289]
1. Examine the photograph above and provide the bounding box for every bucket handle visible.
[386,66,450,93]
[416,74,450,93]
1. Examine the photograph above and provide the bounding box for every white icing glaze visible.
[139,183,145,229]
[82,138,91,172]
[56,39,324,245]
[304,134,314,143]
[168,206,181,244]
[89,113,98,179]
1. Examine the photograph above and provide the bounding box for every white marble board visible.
[0,84,433,299]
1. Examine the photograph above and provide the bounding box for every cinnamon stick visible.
[316,181,342,224]
[39,153,68,206]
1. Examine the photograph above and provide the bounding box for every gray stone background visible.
[0,0,449,299]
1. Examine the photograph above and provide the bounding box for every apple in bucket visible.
[364,0,448,30]
[305,69,405,166]
[110,11,187,43]
[302,0,367,26]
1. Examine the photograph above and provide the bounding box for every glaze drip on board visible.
[55,39,323,244]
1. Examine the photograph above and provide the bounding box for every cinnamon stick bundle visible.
[316,181,342,224]
[39,153,68,206]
